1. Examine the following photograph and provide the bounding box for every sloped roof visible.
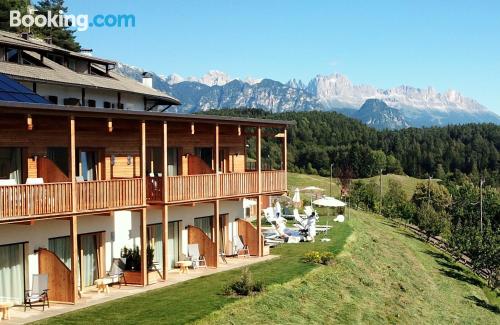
[0,31,180,105]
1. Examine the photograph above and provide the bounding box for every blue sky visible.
[65,0,500,113]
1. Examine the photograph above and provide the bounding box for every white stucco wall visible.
[0,200,245,287]
[18,81,144,110]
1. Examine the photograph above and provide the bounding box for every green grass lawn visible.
[33,220,352,324]
[198,210,500,324]
[288,172,437,199]
[35,173,498,324]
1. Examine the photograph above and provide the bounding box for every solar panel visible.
[0,74,50,104]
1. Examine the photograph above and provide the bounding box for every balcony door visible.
[147,147,178,176]
[0,242,26,304]
[168,221,181,270]
[77,149,102,181]
[147,224,163,274]
[0,147,22,184]
[78,232,104,289]
[219,214,229,254]
[194,147,213,170]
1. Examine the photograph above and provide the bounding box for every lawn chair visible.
[187,244,207,269]
[233,235,250,257]
[24,274,49,311]
[103,258,126,287]
[263,207,276,223]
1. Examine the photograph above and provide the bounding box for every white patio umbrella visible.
[312,196,346,207]
[312,196,346,226]
[301,186,324,205]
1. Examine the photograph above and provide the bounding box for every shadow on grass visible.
[422,249,485,289]
[466,295,500,314]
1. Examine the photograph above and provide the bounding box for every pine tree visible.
[32,0,81,51]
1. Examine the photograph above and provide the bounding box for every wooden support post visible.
[140,208,147,286]
[161,205,168,278]
[214,199,220,268]
[162,121,169,279]
[141,121,146,205]
[256,195,262,257]
[283,127,288,190]
[69,116,77,213]
[257,127,263,256]
[162,121,168,202]
[215,124,220,194]
[257,126,262,190]
[70,216,78,302]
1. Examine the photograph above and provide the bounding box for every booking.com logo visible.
[10,10,135,32]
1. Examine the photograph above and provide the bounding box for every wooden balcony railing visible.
[262,170,287,193]
[147,171,287,204]
[167,174,217,203]
[0,182,72,219]
[77,178,143,212]
[220,172,259,197]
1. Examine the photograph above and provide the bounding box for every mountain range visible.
[115,63,500,129]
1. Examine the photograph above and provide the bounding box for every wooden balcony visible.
[76,178,144,212]
[147,170,286,204]
[0,178,144,222]
[0,182,72,220]
[167,174,217,203]
[262,170,287,193]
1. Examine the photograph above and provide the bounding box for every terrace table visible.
[94,278,112,294]
[176,261,192,274]
[0,302,13,320]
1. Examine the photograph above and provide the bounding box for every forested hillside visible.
[201,109,500,185]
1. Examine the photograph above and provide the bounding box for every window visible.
[63,98,81,106]
[168,221,181,269]
[146,147,178,176]
[20,51,45,67]
[46,53,64,65]
[0,243,25,304]
[168,148,178,176]
[0,148,22,184]
[147,224,163,271]
[78,150,100,181]
[47,96,58,104]
[5,48,19,63]
[67,58,76,71]
[146,147,161,176]
[194,216,213,239]
[47,147,68,176]
[103,101,111,108]
[87,99,96,107]
[48,236,71,268]
[194,147,213,169]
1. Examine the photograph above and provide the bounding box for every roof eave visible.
[0,101,295,127]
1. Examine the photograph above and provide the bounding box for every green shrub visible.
[303,251,335,265]
[320,252,335,265]
[303,251,322,264]
[222,268,263,296]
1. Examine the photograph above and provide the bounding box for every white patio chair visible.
[263,207,276,223]
[24,274,49,311]
[233,235,250,257]
[187,244,207,269]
